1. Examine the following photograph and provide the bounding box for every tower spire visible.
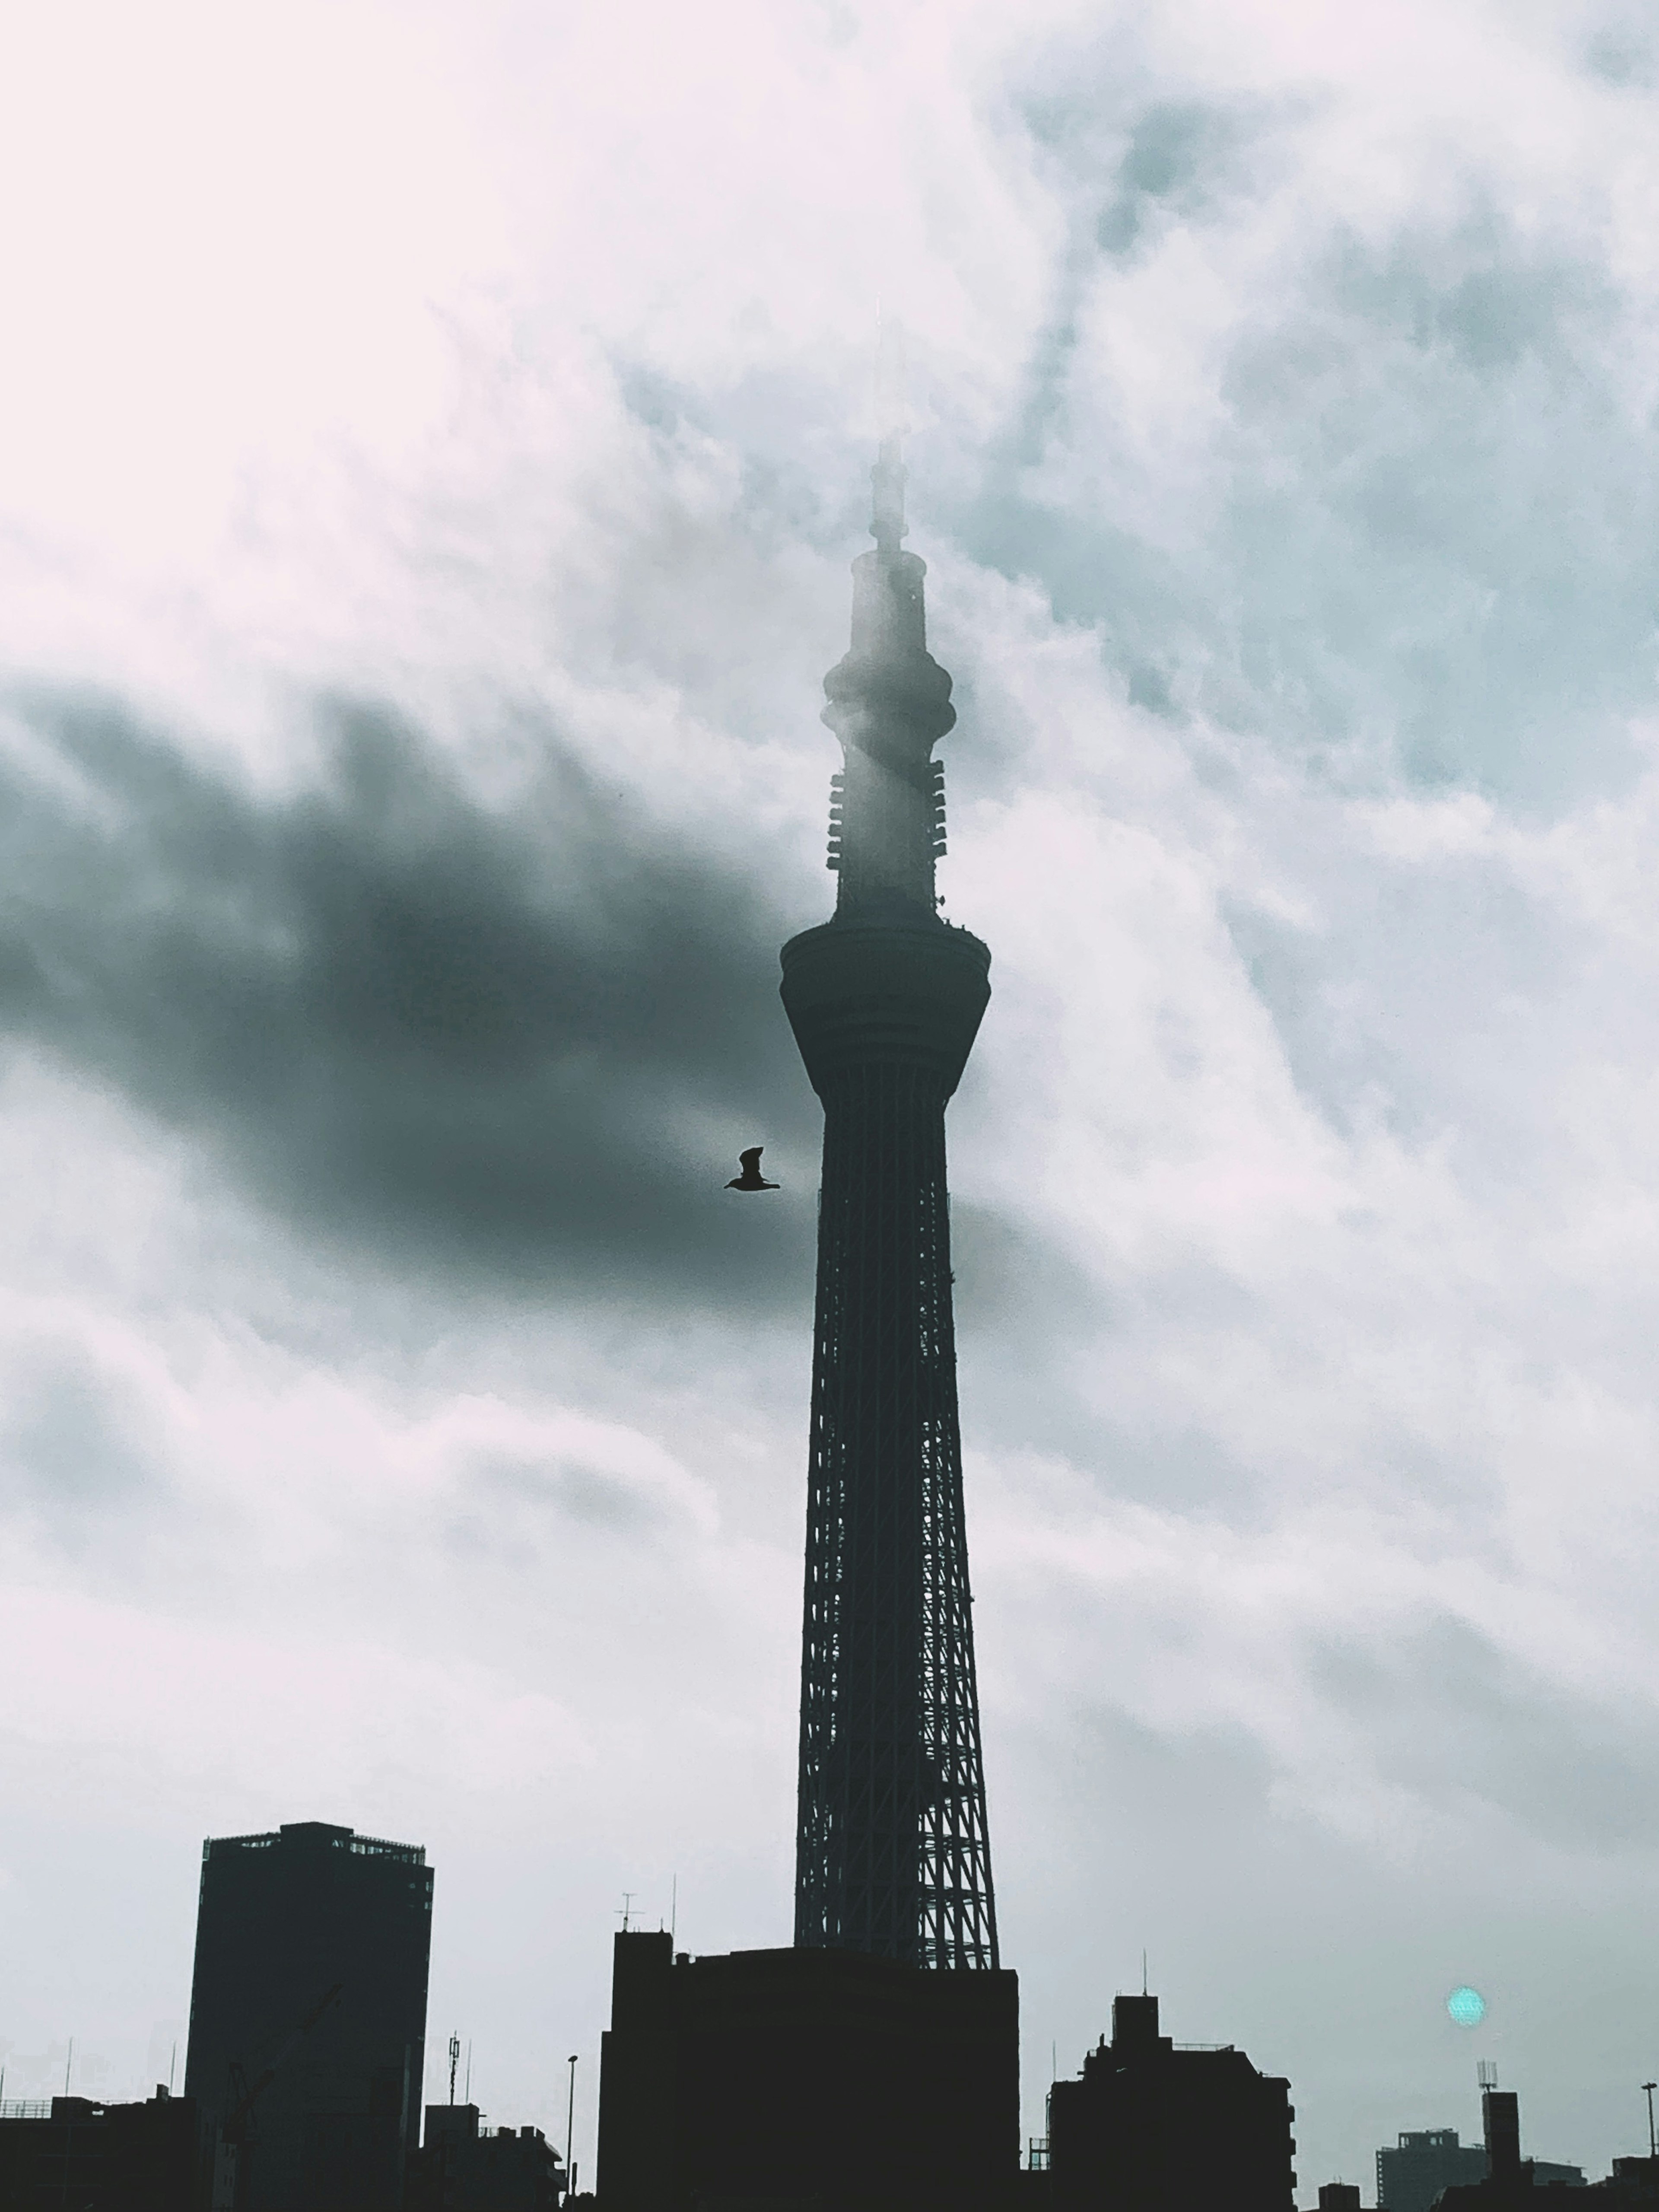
[871,433,907,556]
[871,310,908,556]
[819,395,954,917]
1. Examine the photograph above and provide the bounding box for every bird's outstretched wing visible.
[738,1147,763,1174]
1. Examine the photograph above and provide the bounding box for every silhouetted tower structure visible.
[782,435,998,1969]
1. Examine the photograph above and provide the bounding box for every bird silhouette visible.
[727,1146,779,1191]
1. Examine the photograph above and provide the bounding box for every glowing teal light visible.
[1447,1986,1487,2027]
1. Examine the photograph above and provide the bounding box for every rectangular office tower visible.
[184,1820,433,2212]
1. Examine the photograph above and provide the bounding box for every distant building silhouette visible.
[783,432,998,1969]
[407,2103,565,2211]
[1486,2091,1524,2186]
[0,2087,200,2210]
[1382,2090,1586,2210]
[1585,2157,1659,2204]
[595,1929,1018,2212]
[184,1819,433,2212]
[1319,2186,1365,2212]
[1046,1992,1295,2212]
[1431,2085,1586,2206]
[1378,2131,1488,2212]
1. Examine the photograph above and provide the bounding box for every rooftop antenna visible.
[1643,2082,1656,2160]
[448,2034,460,2105]
[618,1892,636,1932]
[1478,2061,1499,2089]
[65,2037,74,2097]
[671,1876,677,1944]
[168,2041,176,2095]
[1142,1951,1148,1996]
[464,2041,472,2104]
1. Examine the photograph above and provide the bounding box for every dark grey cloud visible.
[0,691,821,1307]
[1312,1615,1659,1853]
[469,1450,673,1539]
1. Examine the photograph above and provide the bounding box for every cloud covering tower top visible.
[820,433,957,919]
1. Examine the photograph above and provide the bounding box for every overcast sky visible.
[4,0,1659,2193]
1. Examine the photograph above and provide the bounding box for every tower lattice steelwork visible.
[782,439,998,1972]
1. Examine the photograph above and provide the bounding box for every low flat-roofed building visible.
[407,2103,565,2211]
[0,2087,202,2210]
[597,1929,1019,2212]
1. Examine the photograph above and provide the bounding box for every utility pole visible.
[1643,2081,1656,2159]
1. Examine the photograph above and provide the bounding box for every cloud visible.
[1,1355,158,1515]
[1312,1615,1659,1854]
[0,689,819,1306]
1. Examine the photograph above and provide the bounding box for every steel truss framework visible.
[793,1058,999,1970]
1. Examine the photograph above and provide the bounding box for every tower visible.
[781,435,998,1970]
[184,1821,433,2212]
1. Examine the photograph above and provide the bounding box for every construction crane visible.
[211,1982,344,2211]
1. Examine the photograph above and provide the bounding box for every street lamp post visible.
[566,2055,579,2199]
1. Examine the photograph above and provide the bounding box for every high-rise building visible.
[184,1819,433,2212]
[782,432,998,1970]
[1046,1992,1296,2212]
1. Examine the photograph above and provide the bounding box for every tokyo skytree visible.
[781,437,998,1972]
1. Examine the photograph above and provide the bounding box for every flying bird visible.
[727,1147,779,1191]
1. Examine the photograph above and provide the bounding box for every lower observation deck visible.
[780,914,990,1097]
